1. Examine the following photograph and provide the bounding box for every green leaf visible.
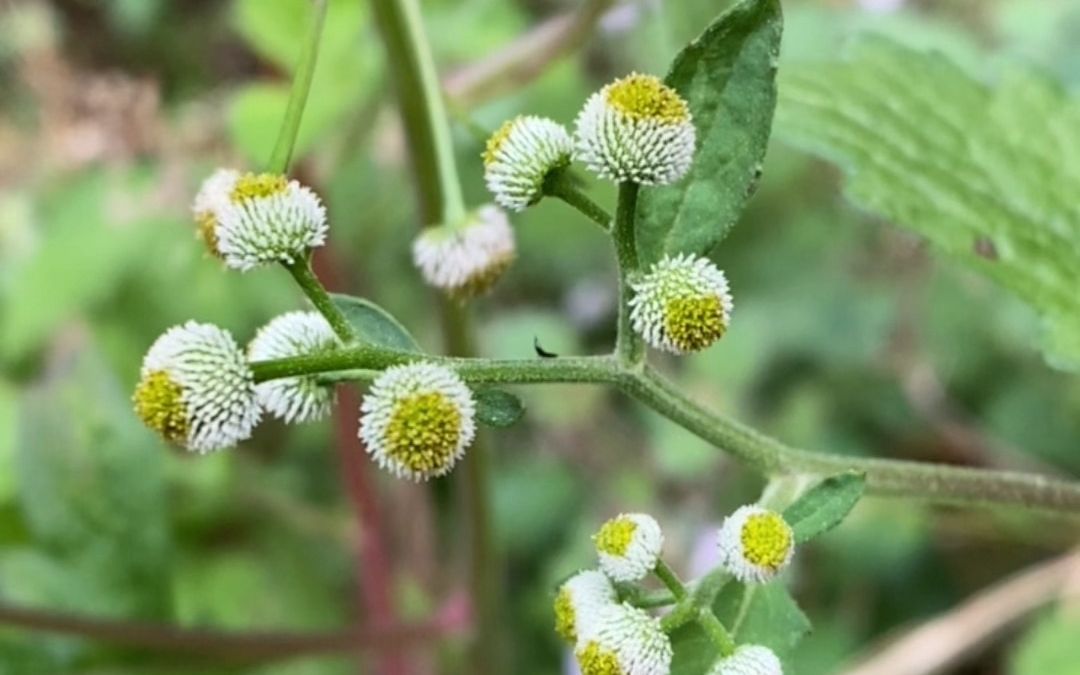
[473,388,525,428]
[670,581,811,673]
[635,0,782,266]
[776,38,1080,372]
[330,293,421,352]
[783,471,865,544]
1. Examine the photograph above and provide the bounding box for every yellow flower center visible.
[196,211,223,258]
[740,512,793,571]
[133,370,189,444]
[385,392,462,474]
[605,74,689,123]
[595,516,637,557]
[553,588,577,643]
[483,117,518,167]
[577,641,624,675]
[663,294,726,352]
[230,172,288,203]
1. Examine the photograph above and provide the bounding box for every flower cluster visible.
[554,509,795,674]
[630,253,733,354]
[412,205,516,298]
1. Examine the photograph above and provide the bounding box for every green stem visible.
[267,0,329,174]
[285,257,356,343]
[370,0,466,224]
[698,609,736,657]
[542,170,612,230]
[613,182,644,366]
[627,590,678,609]
[248,350,1080,515]
[653,560,689,601]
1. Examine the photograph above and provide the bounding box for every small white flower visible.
[412,205,515,297]
[358,362,476,481]
[248,311,341,424]
[554,570,618,644]
[717,506,795,585]
[483,115,572,211]
[574,72,695,185]
[575,603,672,675]
[593,513,664,583]
[214,172,328,271]
[630,253,733,354]
[708,645,783,675]
[133,321,260,453]
[192,167,240,257]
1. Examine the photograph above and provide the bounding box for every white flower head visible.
[630,253,733,354]
[574,72,695,185]
[214,172,328,271]
[575,603,672,675]
[554,570,618,644]
[483,115,572,211]
[133,321,260,453]
[358,362,476,481]
[718,506,795,585]
[248,311,341,424]
[412,205,515,298]
[192,167,240,258]
[708,645,783,675]
[593,513,664,583]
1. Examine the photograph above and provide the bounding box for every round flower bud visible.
[483,115,572,211]
[192,168,240,258]
[554,570,618,644]
[629,253,733,354]
[133,321,260,453]
[214,172,328,271]
[574,72,695,185]
[717,506,795,584]
[248,311,341,424]
[358,362,476,481]
[412,205,515,298]
[575,603,672,675]
[708,645,783,675]
[593,513,663,583]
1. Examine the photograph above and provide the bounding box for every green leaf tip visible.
[635,0,783,267]
[329,294,422,353]
[782,471,866,544]
[473,388,525,428]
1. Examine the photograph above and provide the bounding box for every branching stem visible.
[285,256,356,342]
[543,170,613,230]
[249,350,1080,515]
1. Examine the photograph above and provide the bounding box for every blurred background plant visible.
[1,0,1079,673]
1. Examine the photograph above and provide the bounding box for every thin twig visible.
[843,549,1080,675]
[0,604,453,663]
[443,0,615,106]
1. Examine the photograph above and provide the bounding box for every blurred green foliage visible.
[0,0,1079,673]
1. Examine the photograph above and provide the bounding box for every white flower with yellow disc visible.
[412,205,515,298]
[553,570,618,644]
[483,115,572,211]
[717,506,795,584]
[593,513,664,583]
[629,253,733,354]
[575,602,672,675]
[248,311,341,424]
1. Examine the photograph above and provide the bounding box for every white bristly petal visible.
[717,505,795,585]
[358,362,476,481]
[249,311,340,424]
[575,603,672,675]
[216,177,328,270]
[629,252,733,354]
[594,513,664,583]
[708,645,784,675]
[555,569,618,644]
[484,116,572,211]
[412,205,515,297]
[140,321,260,453]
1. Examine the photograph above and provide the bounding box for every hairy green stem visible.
[267,0,329,173]
[285,257,356,343]
[654,560,689,601]
[613,182,644,366]
[543,170,612,230]
[698,608,736,657]
[250,349,1080,515]
[370,0,465,224]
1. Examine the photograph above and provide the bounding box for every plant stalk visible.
[543,170,612,230]
[613,182,644,365]
[267,0,329,174]
[285,256,356,342]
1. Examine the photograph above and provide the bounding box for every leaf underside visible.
[777,38,1080,372]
